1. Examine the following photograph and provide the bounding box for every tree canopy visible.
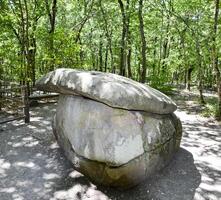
[0,0,220,116]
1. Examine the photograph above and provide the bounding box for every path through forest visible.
[0,91,220,200]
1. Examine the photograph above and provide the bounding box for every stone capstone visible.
[36,68,182,188]
[36,68,177,114]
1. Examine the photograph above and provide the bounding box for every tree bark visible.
[118,0,130,76]
[17,0,26,83]
[99,34,103,72]
[127,46,132,78]
[100,1,114,73]
[17,0,32,94]
[196,35,205,104]
[118,0,126,76]
[212,0,220,117]
[45,0,57,71]
[186,66,193,91]
[161,11,171,73]
[138,0,147,83]
[104,44,108,72]
[74,0,94,43]
[152,37,157,77]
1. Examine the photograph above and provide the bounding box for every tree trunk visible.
[184,70,187,87]
[17,0,26,83]
[17,0,32,94]
[158,17,164,76]
[196,36,205,104]
[118,0,126,76]
[162,15,171,73]
[100,1,114,73]
[118,0,130,76]
[92,51,95,70]
[104,44,108,72]
[152,37,157,78]
[186,67,193,91]
[127,47,132,78]
[45,0,57,71]
[138,0,147,83]
[99,35,103,72]
[212,0,220,117]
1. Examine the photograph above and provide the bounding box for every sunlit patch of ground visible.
[173,88,218,119]
[173,89,221,200]
[0,92,220,200]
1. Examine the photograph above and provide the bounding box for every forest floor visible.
[0,89,221,200]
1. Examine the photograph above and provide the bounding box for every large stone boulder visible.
[36,68,182,188]
[36,68,176,114]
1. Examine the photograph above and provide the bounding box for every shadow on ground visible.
[173,89,221,200]
[0,100,220,200]
[177,114,221,200]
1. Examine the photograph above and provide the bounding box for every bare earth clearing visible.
[0,90,220,200]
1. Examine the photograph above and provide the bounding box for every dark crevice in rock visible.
[61,94,176,116]
[36,69,177,114]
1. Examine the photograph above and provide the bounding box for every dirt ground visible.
[0,91,221,200]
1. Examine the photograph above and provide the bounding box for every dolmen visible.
[36,68,182,188]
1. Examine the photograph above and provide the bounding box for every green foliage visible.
[0,0,220,118]
[201,96,219,118]
[149,82,176,95]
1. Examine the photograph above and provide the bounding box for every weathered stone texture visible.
[52,95,181,188]
[36,68,177,114]
[37,69,182,188]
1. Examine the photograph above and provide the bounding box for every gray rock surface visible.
[36,69,182,188]
[52,95,182,187]
[55,95,180,167]
[36,68,177,114]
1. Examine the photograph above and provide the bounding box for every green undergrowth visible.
[201,96,219,118]
[149,84,176,95]
[149,83,219,119]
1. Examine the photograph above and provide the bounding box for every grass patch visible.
[201,96,219,118]
[150,84,176,95]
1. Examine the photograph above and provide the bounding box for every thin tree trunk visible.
[18,0,26,83]
[109,31,115,73]
[127,47,132,78]
[138,0,147,83]
[99,35,103,72]
[45,0,57,71]
[158,16,164,75]
[104,44,108,72]
[79,38,83,66]
[29,36,36,87]
[162,15,171,73]
[186,67,193,91]
[118,0,126,76]
[99,1,114,73]
[196,36,205,104]
[212,0,220,116]
[92,52,95,70]
[18,0,31,94]
[29,12,39,87]
[74,0,94,43]
[152,37,157,77]
[184,70,187,87]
